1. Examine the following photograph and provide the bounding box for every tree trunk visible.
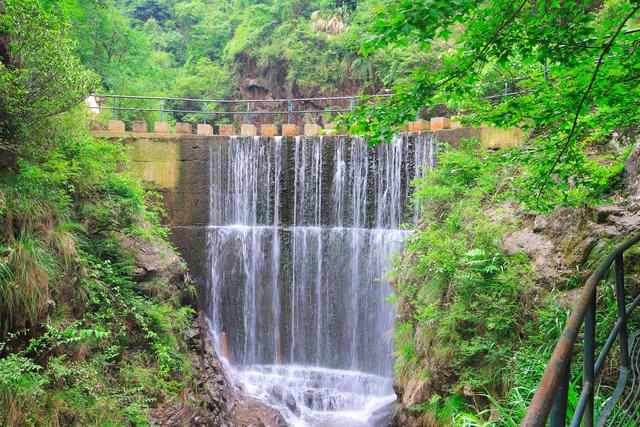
[0,0,17,171]
[0,0,9,66]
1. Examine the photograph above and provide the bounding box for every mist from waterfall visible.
[206,134,435,426]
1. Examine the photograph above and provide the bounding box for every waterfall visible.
[206,133,436,426]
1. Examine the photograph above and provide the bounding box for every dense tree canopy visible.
[0,0,93,168]
[343,0,640,211]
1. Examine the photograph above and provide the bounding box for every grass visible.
[0,110,198,426]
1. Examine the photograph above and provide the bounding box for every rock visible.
[284,392,298,414]
[151,315,286,427]
[624,140,640,211]
[368,398,395,427]
[503,228,560,281]
[303,390,315,408]
[592,204,624,224]
[270,384,284,401]
[115,233,194,304]
[533,216,547,233]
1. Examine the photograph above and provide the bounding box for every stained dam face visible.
[204,134,436,425]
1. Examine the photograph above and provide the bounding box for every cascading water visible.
[206,133,435,426]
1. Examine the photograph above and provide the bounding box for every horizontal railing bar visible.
[96,106,290,115]
[291,109,351,113]
[594,292,640,376]
[91,93,391,104]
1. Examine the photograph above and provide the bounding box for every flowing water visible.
[205,134,435,426]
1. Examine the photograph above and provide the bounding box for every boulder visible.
[115,234,192,303]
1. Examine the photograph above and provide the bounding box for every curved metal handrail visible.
[522,233,640,426]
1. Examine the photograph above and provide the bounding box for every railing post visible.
[504,81,509,97]
[246,101,251,123]
[287,100,293,124]
[113,97,117,120]
[583,291,596,427]
[615,254,630,369]
[549,357,571,427]
[550,354,571,427]
[202,100,207,124]
[160,99,164,121]
[350,96,355,112]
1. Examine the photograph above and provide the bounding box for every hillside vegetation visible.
[62,0,434,100]
[0,1,202,424]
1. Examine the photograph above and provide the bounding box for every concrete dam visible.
[108,128,520,426]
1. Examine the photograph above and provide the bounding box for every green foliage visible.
[0,0,94,150]
[394,142,537,399]
[340,0,639,211]
[49,0,438,130]
[0,2,197,425]
[395,141,639,425]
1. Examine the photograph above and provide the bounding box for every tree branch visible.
[534,4,640,201]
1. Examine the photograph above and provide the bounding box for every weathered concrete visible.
[154,122,170,133]
[108,120,125,132]
[261,124,278,137]
[430,117,451,131]
[408,120,430,132]
[132,121,148,133]
[197,124,214,136]
[282,124,300,136]
[176,122,192,134]
[116,136,218,295]
[304,123,322,137]
[218,124,235,136]
[241,124,257,136]
[479,126,525,149]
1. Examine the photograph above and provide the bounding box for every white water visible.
[206,134,435,426]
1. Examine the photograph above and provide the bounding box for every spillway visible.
[205,134,435,426]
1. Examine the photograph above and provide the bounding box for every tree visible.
[341,0,640,211]
[130,0,172,24]
[0,0,8,66]
[0,0,94,170]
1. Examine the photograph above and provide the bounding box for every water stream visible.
[205,134,435,426]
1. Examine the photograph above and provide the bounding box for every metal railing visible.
[522,234,640,427]
[89,93,394,124]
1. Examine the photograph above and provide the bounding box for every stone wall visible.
[120,135,216,298]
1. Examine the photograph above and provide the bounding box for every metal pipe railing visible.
[522,233,640,426]
[90,93,394,125]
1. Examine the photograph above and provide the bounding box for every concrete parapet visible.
[176,122,192,134]
[154,122,170,133]
[197,124,214,136]
[132,121,148,133]
[261,124,279,137]
[304,124,322,137]
[479,126,525,149]
[218,124,236,136]
[282,124,300,137]
[324,122,343,135]
[108,120,125,133]
[430,117,451,131]
[407,120,430,132]
[241,124,257,137]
